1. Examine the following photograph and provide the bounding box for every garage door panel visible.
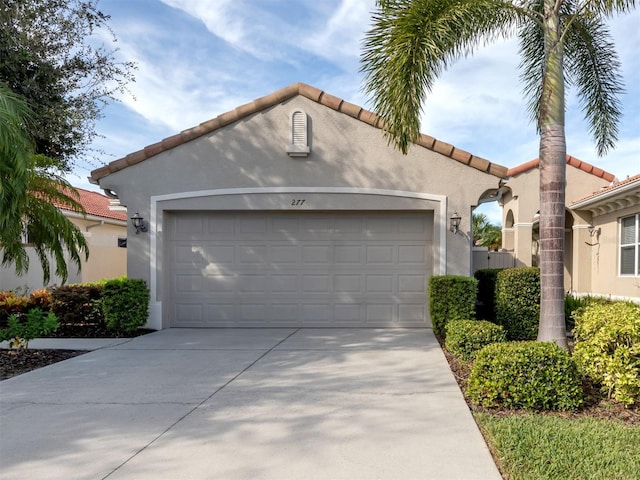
[168,212,432,327]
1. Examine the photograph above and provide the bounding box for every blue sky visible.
[75,0,640,223]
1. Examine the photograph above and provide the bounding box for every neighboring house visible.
[571,174,640,301]
[0,188,128,292]
[90,82,508,330]
[499,156,640,302]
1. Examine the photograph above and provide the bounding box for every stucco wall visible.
[0,216,127,292]
[589,205,640,300]
[97,95,502,324]
[501,163,612,285]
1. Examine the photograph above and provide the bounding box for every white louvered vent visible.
[286,109,310,157]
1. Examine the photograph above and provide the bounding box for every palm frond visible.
[564,15,624,155]
[361,0,522,153]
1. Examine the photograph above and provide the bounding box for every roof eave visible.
[90,82,508,184]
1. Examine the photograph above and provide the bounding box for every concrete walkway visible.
[0,329,501,480]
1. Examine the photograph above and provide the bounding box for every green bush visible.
[565,293,611,332]
[0,309,59,349]
[50,283,105,326]
[573,301,640,407]
[101,278,149,335]
[428,275,477,337]
[474,268,503,322]
[467,341,583,411]
[495,267,540,340]
[445,319,506,361]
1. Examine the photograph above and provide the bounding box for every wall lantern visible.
[450,212,462,234]
[130,211,148,234]
[588,224,601,237]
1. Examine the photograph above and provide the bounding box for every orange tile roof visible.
[54,188,127,222]
[507,155,615,182]
[90,82,508,183]
[572,173,640,205]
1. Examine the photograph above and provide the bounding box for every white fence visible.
[472,247,515,273]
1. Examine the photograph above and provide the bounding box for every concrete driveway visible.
[0,328,501,479]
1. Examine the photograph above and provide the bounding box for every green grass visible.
[474,413,640,480]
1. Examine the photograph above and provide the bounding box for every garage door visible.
[167,212,433,327]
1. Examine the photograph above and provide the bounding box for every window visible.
[118,237,127,248]
[620,214,639,276]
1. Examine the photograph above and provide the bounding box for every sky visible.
[73,0,640,224]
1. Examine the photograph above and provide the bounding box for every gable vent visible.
[286,109,310,157]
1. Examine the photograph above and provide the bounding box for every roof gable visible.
[507,155,615,182]
[90,82,508,183]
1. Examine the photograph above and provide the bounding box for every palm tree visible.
[361,0,634,349]
[473,213,502,251]
[0,82,88,284]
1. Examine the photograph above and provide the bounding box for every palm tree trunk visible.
[537,2,568,349]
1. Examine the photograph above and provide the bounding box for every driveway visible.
[0,328,501,479]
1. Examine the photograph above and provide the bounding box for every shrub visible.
[0,292,29,327]
[565,293,611,331]
[445,319,506,361]
[573,301,640,407]
[467,341,583,411]
[495,267,540,340]
[28,289,53,311]
[0,309,59,349]
[101,278,149,335]
[474,268,503,322]
[428,275,477,337]
[50,283,105,326]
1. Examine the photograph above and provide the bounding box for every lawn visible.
[474,413,640,480]
[443,347,640,480]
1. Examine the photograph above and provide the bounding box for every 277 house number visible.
[290,199,306,206]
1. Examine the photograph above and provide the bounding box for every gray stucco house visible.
[90,83,507,330]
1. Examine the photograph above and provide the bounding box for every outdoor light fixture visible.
[450,212,462,234]
[130,211,148,234]
[588,224,601,237]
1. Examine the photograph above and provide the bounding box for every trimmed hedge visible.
[445,319,506,361]
[428,275,477,337]
[474,268,503,322]
[573,301,640,407]
[467,341,584,411]
[495,267,540,340]
[50,283,105,326]
[101,278,149,335]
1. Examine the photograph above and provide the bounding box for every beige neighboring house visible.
[90,82,508,330]
[500,156,640,302]
[0,188,128,292]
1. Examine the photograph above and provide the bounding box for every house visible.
[499,156,640,303]
[571,173,640,301]
[90,82,508,330]
[0,188,128,292]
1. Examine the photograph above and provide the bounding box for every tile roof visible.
[572,172,640,205]
[90,82,508,183]
[54,188,128,222]
[507,155,616,182]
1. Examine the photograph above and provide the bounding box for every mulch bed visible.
[1,349,86,381]
[1,322,154,381]
[440,340,640,426]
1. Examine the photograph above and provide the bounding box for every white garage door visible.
[167,212,433,327]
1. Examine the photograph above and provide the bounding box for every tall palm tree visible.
[361,0,634,349]
[0,82,88,284]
